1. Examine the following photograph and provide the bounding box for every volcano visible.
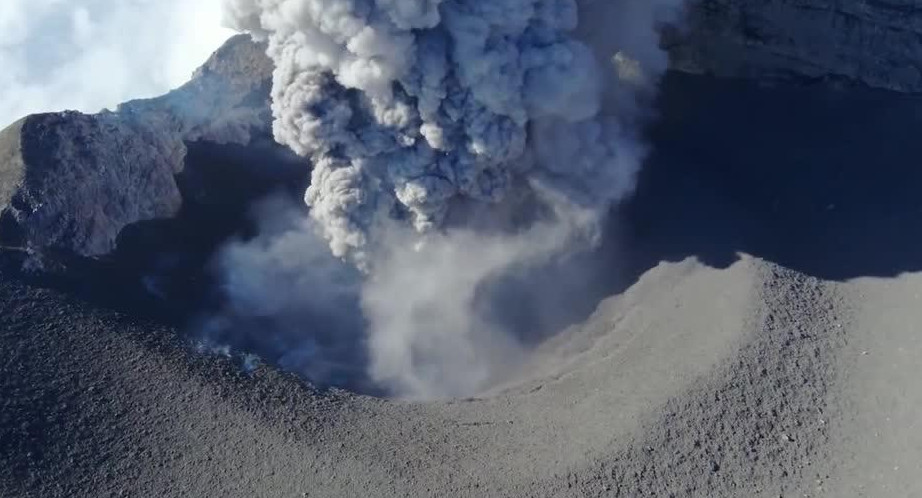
[3,1,922,496]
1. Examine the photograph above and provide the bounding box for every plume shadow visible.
[618,72,922,284]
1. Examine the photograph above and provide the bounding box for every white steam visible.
[0,0,233,129]
[219,0,685,398]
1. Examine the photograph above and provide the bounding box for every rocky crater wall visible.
[671,0,922,92]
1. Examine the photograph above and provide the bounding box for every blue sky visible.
[0,0,233,128]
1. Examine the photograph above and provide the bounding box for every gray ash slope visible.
[3,69,922,496]
[0,249,836,498]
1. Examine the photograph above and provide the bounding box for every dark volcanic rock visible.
[0,35,277,261]
[671,0,922,92]
[0,113,183,258]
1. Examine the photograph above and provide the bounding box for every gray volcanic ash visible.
[215,0,685,397]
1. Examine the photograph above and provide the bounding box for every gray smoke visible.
[220,0,685,398]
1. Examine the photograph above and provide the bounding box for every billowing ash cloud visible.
[219,0,685,398]
[224,0,665,266]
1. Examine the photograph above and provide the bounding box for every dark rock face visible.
[0,113,183,257]
[671,0,922,92]
[0,35,278,261]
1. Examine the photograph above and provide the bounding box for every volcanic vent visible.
[186,0,688,399]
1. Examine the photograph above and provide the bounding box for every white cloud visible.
[0,0,233,129]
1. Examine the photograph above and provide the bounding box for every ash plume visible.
[219,0,685,398]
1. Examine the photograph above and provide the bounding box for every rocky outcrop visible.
[0,113,182,257]
[0,35,275,259]
[670,0,922,92]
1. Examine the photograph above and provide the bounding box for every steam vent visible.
[2,1,922,496]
